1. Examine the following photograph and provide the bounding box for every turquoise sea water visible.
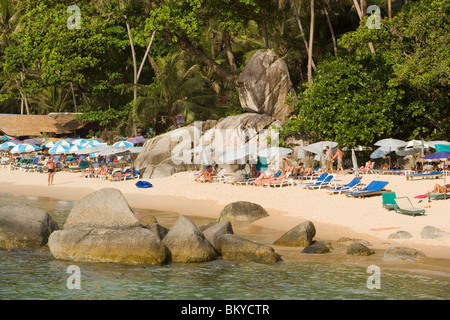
[0,193,449,300]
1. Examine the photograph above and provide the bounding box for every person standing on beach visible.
[47,157,56,186]
[332,147,344,175]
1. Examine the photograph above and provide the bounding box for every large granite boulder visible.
[420,226,449,239]
[0,203,59,250]
[162,215,217,263]
[48,227,169,265]
[346,243,374,256]
[388,231,413,239]
[383,247,426,262]
[236,50,297,121]
[63,188,140,230]
[273,221,316,247]
[217,234,282,264]
[301,241,332,254]
[219,201,269,225]
[200,221,234,251]
[134,114,282,179]
[48,188,169,265]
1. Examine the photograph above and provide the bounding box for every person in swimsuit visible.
[47,157,56,186]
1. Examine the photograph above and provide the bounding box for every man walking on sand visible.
[333,147,344,175]
[47,157,56,186]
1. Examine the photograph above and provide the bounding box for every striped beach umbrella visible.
[67,145,86,153]
[1,135,15,141]
[0,140,21,151]
[82,140,106,148]
[113,141,134,148]
[48,145,70,155]
[72,138,88,146]
[54,140,72,147]
[10,144,40,154]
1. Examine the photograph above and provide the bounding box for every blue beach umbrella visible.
[24,138,43,145]
[0,140,22,151]
[113,141,134,148]
[72,139,88,146]
[10,144,40,154]
[67,145,86,153]
[54,140,72,147]
[48,145,70,155]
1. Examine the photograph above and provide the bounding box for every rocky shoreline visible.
[2,187,447,269]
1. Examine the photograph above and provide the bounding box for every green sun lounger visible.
[382,192,398,211]
[394,197,426,217]
[427,192,450,201]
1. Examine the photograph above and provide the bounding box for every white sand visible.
[0,167,449,260]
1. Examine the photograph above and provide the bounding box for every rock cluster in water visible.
[46,188,281,265]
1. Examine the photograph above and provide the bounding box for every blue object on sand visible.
[136,181,152,188]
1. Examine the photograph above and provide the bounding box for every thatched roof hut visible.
[0,113,88,137]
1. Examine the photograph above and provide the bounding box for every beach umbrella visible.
[370,146,391,159]
[96,146,128,156]
[82,140,106,148]
[0,140,23,151]
[374,138,407,150]
[257,147,292,158]
[54,140,72,147]
[48,145,69,155]
[0,135,15,141]
[405,140,430,149]
[218,144,257,164]
[10,144,40,154]
[72,139,89,146]
[396,148,421,156]
[67,145,86,154]
[23,138,42,145]
[427,141,450,149]
[127,136,147,144]
[126,146,144,154]
[113,141,134,148]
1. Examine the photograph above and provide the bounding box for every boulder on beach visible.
[218,234,282,264]
[48,188,170,265]
[162,215,217,263]
[219,201,269,225]
[383,246,426,262]
[0,203,59,250]
[346,243,374,256]
[200,221,234,251]
[143,222,169,240]
[273,221,316,247]
[63,188,140,230]
[48,227,169,265]
[301,241,332,254]
[388,231,413,239]
[420,226,449,239]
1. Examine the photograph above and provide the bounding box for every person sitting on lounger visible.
[381,162,389,170]
[254,170,275,186]
[282,158,294,176]
[432,183,450,194]
[359,161,373,171]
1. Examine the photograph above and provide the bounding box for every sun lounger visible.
[345,180,389,198]
[394,197,426,217]
[299,173,328,187]
[427,192,450,201]
[305,174,336,189]
[381,192,398,211]
[327,177,362,195]
[406,171,443,181]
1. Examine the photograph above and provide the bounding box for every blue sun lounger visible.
[305,174,336,189]
[345,180,389,198]
[299,172,328,187]
[327,176,362,195]
[406,171,443,181]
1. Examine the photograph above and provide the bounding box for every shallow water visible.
[0,193,449,300]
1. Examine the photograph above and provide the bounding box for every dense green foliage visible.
[0,0,448,143]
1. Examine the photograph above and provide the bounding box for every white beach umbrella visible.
[113,141,134,148]
[48,145,70,155]
[218,144,256,164]
[72,139,89,146]
[10,144,40,154]
[258,147,292,158]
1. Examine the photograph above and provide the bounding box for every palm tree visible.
[134,51,220,131]
[307,0,314,86]
[35,86,73,114]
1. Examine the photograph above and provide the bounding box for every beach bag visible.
[135,181,152,188]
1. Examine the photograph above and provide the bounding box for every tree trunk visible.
[163,30,237,87]
[388,0,392,21]
[70,82,78,112]
[125,21,139,137]
[352,0,376,54]
[263,23,269,49]
[323,6,337,55]
[223,31,237,74]
[19,72,30,115]
[307,0,315,86]
[291,0,316,71]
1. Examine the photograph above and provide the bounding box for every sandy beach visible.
[1,167,449,265]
